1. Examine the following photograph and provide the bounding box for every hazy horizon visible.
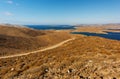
[0,0,120,25]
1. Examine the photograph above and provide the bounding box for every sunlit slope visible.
[0,36,120,79]
[0,25,72,56]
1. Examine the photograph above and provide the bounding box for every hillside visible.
[75,24,120,34]
[0,25,72,56]
[0,35,120,79]
[0,25,49,37]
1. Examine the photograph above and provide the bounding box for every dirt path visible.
[0,38,75,59]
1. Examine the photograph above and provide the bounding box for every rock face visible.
[0,35,120,79]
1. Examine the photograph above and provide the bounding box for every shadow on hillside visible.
[71,32,120,40]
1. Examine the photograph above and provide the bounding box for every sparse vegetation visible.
[0,25,120,79]
[0,34,120,79]
[0,25,72,56]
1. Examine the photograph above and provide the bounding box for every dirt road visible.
[0,38,75,59]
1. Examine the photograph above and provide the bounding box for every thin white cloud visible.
[6,0,19,6]
[6,0,13,4]
[4,12,13,16]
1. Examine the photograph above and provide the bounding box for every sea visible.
[71,32,120,40]
[25,25,75,30]
[25,25,120,41]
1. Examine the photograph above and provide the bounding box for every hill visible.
[1,24,120,79]
[0,25,72,56]
[0,25,49,37]
[0,35,120,79]
[75,24,120,33]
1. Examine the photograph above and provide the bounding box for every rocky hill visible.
[0,35,120,79]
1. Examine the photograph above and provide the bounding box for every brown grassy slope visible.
[0,25,72,56]
[75,24,120,33]
[0,34,44,56]
[0,25,49,37]
[0,35,120,79]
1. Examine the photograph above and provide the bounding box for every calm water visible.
[25,25,75,30]
[71,32,120,40]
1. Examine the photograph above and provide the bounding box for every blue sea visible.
[25,25,75,30]
[71,32,120,40]
[25,25,120,41]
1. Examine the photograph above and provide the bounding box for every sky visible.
[0,0,120,25]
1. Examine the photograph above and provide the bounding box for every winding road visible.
[0,38,75,59]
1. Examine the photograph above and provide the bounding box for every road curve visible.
[0,38,75,59]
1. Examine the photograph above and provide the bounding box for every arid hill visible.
[1,24,120,79]
[75,24,120,33]
[0,35,120,79]
[0,25,72,56]
[0,25,50,37]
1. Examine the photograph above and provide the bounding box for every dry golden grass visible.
[0,35,120,79]
[0,25,72,56]
[75,24,120,33]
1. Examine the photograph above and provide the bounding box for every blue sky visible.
[0,0,120,25]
